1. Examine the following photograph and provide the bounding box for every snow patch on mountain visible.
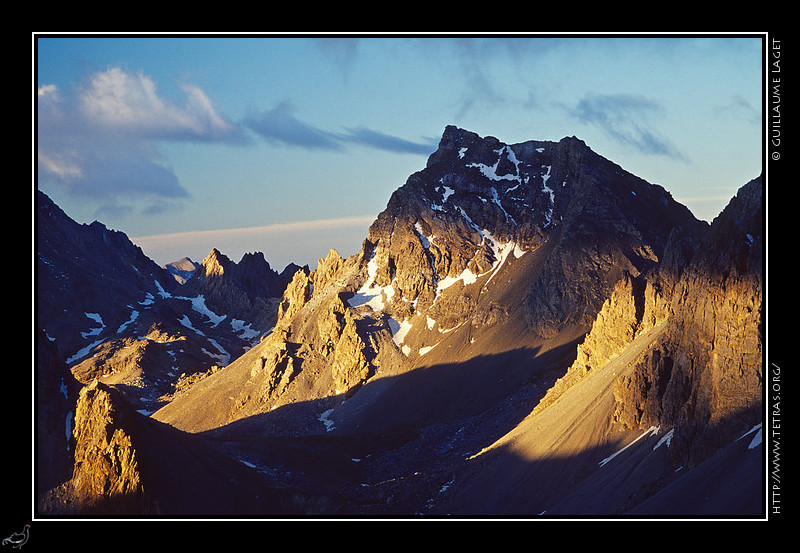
[348,254,396,311]
[389,317,414,354]
[319,408,336,432]
[599,426,660,468]
[466,146,521,183]
[737,423,763,450]
[436,267,479,295]
[230,318,260,343]
[80,313,105,339]
[116,309,139,334]
[442,186,455,202]
[419,343,438,356]
[541,165,555,225]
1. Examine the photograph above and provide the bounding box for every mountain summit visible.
[38,126,763,517]
[364,125,703,335]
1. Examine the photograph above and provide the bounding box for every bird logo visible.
[2,525,29,549]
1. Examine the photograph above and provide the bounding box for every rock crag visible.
[37,189,302,416]
[40,380,158,515]
[612,177,763,467]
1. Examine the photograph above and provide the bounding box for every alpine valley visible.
[35,126,764,518]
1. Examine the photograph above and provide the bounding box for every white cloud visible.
[36,67,243,217]
[37,84,58,97]
[77,68,238,141]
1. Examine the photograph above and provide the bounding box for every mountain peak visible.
[199,248,232,277]
[366,126,702,335]
[240,250,268,264]
[164,257,200,284]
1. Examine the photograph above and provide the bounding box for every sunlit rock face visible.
[182,248,301,331]
[41,380,160,515]
[529,177,763,468]
[612,177,763,466]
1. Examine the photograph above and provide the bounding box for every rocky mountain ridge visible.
[37,191,299,402]
[154,125,705,434]
[180,247,304,335]
[36,126,764,517]
[36,191,300,501]
[431,176,762,516]
[612,176,762,468]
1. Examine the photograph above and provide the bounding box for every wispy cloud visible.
[568,93,688,161]
[441,38,515,119]
[434,37,568,119]
[243,102,437,154]
[37,67,245,217]
[714,94,761,125]
[315,37,360,81]
[341,127,438,155]
[135,215,377,242]
[242,101,344,151]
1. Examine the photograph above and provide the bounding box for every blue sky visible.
[35,34,764,270]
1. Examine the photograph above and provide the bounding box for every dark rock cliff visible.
[36,190,178,360]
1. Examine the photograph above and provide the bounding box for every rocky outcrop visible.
[531,271,669,416]
[262,249,374,399]
[311,248,346,294]
[276,266,313,324]
[41,379,344,516]
[71,382,145,504]
[330,309,371,394]
[528,176,762,471]
[612,177,763,466]
[183,248,296,330]
[42,381,159,515]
